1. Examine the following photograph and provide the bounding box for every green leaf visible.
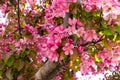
[0,70,2,79]
[20,48,28,58]
[103,28,112,36]
[6,57,14,67]
[115,24,120,33]
[13,60,24,71]
[81,10,92,20]
[88,46,98,56]
[9,45,14,50]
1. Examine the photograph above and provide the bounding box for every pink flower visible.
[69,0,77,2]
[77,20,83,27]
[68,39,73,44]
[47,51,59,62]
[62,42,74,55]
[26,0,37,7]
[76,27,85,37]
[68,18,77,27]
[66,26,76,35]
[0,4,7,13]
[84,30,98,42]
[77,46,83,53]
[80,53,96,75]
[83,0,98,12]
[24,24,38,37]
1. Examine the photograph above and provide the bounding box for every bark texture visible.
[35,61,59,80]
[35,56,70,80]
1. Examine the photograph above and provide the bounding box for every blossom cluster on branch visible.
[0,0,120,80]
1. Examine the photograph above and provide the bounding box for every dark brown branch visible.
[17,0,22,38]
[80,37,103,46]
[63,13,70,27]
[6,28,24,38]
[7,29,19,38]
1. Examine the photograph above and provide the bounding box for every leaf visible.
[94,54,101,63]
[20,48,28,58]
[69,3,78,14]
[9,45,14,50]
[115,24,120,33]
[113,33,117,42]
[0,70,2,79]
[88,46,97,56]
[14,60,24,71]
[6,57,14,67]
[103,28,112,36]
[103,38,112,50]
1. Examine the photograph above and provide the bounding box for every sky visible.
[0,11,6,24]
[75,70,113,80]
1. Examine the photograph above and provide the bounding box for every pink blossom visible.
[81,52,90,61]
[47,51,59,62]
[98,49,112,61]
[66,26,76,35]
[83,0,98,12]
[84,30,98,42]
[77,46,83,53]
[53,26,65,34]
[62,42,74,55]
[68,18,77,27]
[68,39,73,44]
[69,0,77,2]
[46,0,69,18]
[15,39,26,47]
[77,20,83,27]
[80,66,96,75]
[26,0,37,7]
[112,46,120,62]
[0,4,7,13]
[80,55,96,75]
[24,24,38,37]
[76,27,85,37]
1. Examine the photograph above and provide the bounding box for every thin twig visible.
[80,36,103,46]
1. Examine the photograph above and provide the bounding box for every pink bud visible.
[78,46,83,53]
[68,39,73,44]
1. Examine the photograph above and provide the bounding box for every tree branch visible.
[17,0,22,38]
[63,13,70,27]
[80,37,103,46]
[35,56,70,80]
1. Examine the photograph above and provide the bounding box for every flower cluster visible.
[83,0,120,24]
[0,0,120,79]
